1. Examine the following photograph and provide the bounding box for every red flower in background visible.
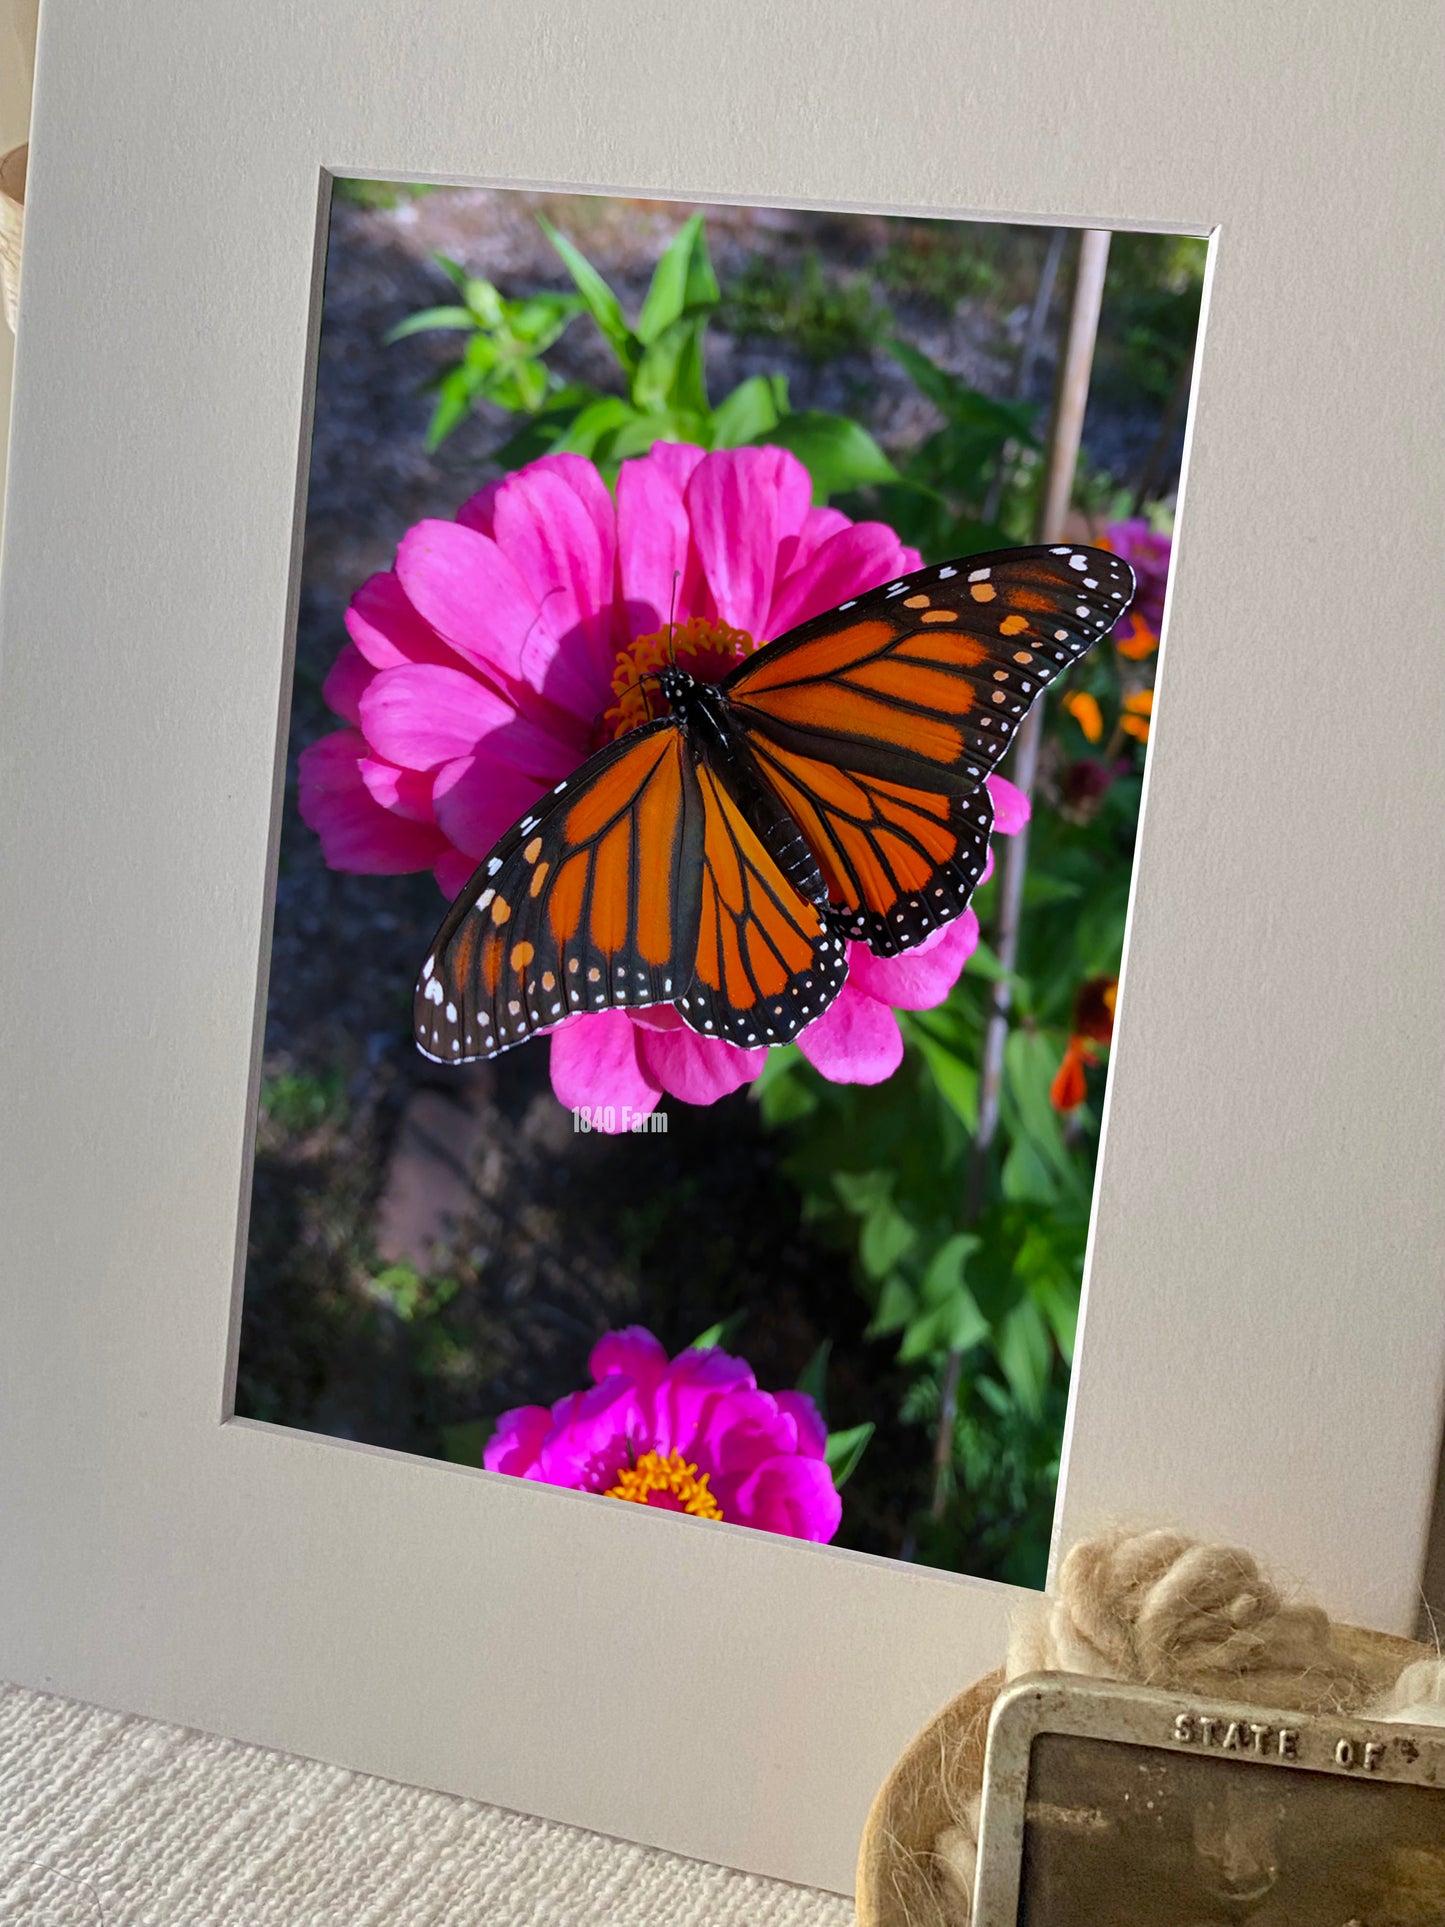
[1050,976,1118,1113]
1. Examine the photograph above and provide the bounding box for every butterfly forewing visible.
[725,544,1135,792]
[416,720,706,1063]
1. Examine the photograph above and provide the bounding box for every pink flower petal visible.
[775,1390,828,1459]
[845,910,979,1010]
[590,1326,670,1391]
[686,448,793,638]
[985,772,1030,834]
[616,447,703,636]
[636,1023,767,1105]
[774,505,850,581]
[430,755,548,863]
[796,983,904,1084]
[638,440,706,495]
[491,458,619,697]
[344,571,457,672]
[357,757,436,825]
[484,1405,552,1477]
[395,519,550,688]
[766,523,917,637]
[536,1379,642,1490]
[321,642,376,725]
[547,1010,663,1125]
[359,663,573,779]
[730,1453,842,1542]
[456,477,505,537]
[434,847,479,899]
[297,731,448,874]
[648,1349,758,1461]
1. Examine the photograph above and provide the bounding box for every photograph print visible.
[235,184,1203,1581]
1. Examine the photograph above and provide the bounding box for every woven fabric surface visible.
[0,1682,853,1927]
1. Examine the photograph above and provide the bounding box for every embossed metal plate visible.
[972,1674,1445,1925]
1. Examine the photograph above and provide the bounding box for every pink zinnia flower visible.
[300,444,1028,1127]
[484,1325,842,1543]
[1100,518,1172,657]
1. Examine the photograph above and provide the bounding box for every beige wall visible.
[0,0,38,554]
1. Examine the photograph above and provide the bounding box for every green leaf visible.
[537,215,640,375]
[920,1232,983,1308]
[795,1339,831,1413]
[632,315,710,416]
[887,339,1037,442]
[860,1199,916,1280]
[605,409,707,461]
[997,1299,1053,1418]
[823,1422,874,1488]
[433,253,471,295]
[758,412,899,502]
[426,366,481,449]
[910,1030,979,1132]
[637,211,717,342]
[712,374,787,447]
[552,396,639,457]
[441,1418,496,1466]
[691,1310,747,1352]
[867,1273,917,1338]
[385,304,477,343]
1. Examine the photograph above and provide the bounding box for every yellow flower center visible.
[604,617,759,740]
[603,1448,725,1520]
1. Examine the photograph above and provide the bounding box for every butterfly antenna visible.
[666,569,681,669]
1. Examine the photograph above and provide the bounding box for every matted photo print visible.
[235,185,1203,1580]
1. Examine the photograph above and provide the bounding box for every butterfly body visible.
[414,543,1136,1066]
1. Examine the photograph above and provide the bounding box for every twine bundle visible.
[857,1526,1441,1927]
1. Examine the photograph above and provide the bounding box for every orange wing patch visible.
[677,766,845,1046]
[415,721,702,1064]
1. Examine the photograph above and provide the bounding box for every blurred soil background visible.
[236,188,1195,1565]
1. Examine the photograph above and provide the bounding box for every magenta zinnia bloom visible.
[1100,517,1171,642]
[484,1326,842,1543]
[300,443,1027,1125]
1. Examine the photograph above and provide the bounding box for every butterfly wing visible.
[675,759,846,1047]
[722,543,1135,952]
[415,719,705,1063]
[415,715,846,1062]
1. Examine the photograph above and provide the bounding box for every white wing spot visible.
[1084,577,1098,589]
[1069,554,1088,571]
[487,857,502,877]
[1050,545,1069,555]
[425,979,444,1006]
[967,567,991,582]
[445,1002,457,1023]
[1076,605,1090,618]
[422,956,435,981]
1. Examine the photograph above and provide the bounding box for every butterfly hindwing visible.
[415,720,706,1063]
[724,543,1135,792]
[721,543,1135,954]
[674,761,846,1047]
[745,735,996,954]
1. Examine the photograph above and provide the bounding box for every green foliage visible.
[390,212,895,498]
[259,1069,347,1133]
[1094,232,1208,405]
[333,178,438,210]
[875,226,1001,307]
[718,251,892,363]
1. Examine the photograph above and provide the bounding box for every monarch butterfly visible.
[415,542,1135,1062]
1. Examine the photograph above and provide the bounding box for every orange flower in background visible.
[1119,689,1153,743]
[1050,976,1118,1112]
[1061,689,1104,743]
[1113,611,1159,660]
